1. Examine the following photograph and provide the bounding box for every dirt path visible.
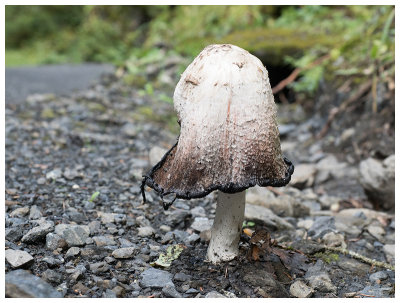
[5,63,115,104]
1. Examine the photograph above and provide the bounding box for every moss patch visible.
[314,252,340,264]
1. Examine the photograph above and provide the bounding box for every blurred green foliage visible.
[6,5,394,96]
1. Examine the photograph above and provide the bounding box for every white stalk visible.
[207,190,246,263]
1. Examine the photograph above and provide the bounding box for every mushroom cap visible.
[142,44,293,203]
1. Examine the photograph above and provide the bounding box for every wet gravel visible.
[5,71,395,298]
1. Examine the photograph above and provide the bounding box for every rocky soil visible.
[5,71,395,298]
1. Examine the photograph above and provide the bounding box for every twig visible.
[275,243,394,271]
[323,246,395,271]
[271,54,331,95]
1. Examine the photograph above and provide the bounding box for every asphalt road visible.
[5,63,115,104]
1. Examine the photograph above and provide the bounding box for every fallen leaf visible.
[151,244,185,267]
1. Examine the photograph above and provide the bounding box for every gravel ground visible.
[5,71,395,298]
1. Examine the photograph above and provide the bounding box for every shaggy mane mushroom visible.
[141,44,294,263]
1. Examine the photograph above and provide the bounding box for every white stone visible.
[297,219,314,230]
[246,186,276,206]
[137,226,155,237]
[290,280,314,298]
[191,217,213,232]
[290,163,317,188]
[245,204,293,230]
[383,244,395,264]
[359,155,395,211]
[149,146,168,167]
[5,249,34,268]
[322,232,346,248]
[367,224,386,241]
[112,247,137,259]
[10,207,30,218]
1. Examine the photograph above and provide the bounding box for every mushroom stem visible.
[207,190,246,263]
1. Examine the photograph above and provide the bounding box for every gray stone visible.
[98,212,116,224]
[246,186,276,206]
[358,285,393,298]
[22,221,54,243]
[245,204,294,230]
[173,230,189,242]
[29,205,42,220]
[159,225,171,233]
[70,266,85,282]
[62,225,90,246]
[302,200,321,212]
[165,209,191,227]
[205,291,227,298]
[297,219,314,230]
[137,226,155,237]
[305,260,337,293]
[121,122,139,137]
[42,256,64,267]
[119,238,134,247]
[112,247,137,259]
[315,154,350,183]
[45,233,66,250]
[367,224,386,241]
[10,206,30,218]
[383,244,395,264]
[174,272,191,282]
[103,289,117,298]
[93,235,116,247]
[190,206,206,217]
[337,258,370,276]
[307,216,335,239]
[5,269,62,298]
[5,249,34,268]
[185,233,200,245]
[65,247,80,258]
[289,280,314,298]
[46,168,62,180]
[56,282,68,297]
[243,267,289,297]
[66,208,86,223]
[335,211,367,237]
[337,208,391,221]
[191,217,213,232]
[42,269,63,284]
[174,201,190,210]
[322,232,346,248]
[37,177,46,185]
[139,268,173,289]
[369,271,389,284]
[279,123,297,136]
[63,168,81,180]
[261,195,309,218]
[359,155,395,211]
[5,227,24,242]
[290,163,317,189]
[162,284,182,298]
[88,221,101,234]
[319,195,341,209]
[90,262,110,274]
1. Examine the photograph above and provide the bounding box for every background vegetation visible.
[6,5,394,98]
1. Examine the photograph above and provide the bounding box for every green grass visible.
[5,48,45,66]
